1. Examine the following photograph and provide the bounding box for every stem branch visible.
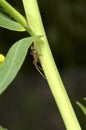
[22,0,82,130]
[0,0,82,130]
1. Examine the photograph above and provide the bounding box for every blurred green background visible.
[0,0,86,130]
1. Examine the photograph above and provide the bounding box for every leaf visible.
[0,11,26,31]
[76,101,86,116]
[0,36,39,94]
[84,98,86,101]
[0,125,8,130]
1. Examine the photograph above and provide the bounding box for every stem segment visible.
[0,0,34,34]
[22,0,82,130]
[0,0,82,130]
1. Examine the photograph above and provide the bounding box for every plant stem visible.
[22,0,82,130]
[0,0,82,130]
[0,0,34,34]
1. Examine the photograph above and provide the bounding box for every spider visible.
[30,43,46,79]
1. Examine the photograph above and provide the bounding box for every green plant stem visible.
[0,0,82,130]
[0,0,34,34]
[22,0,82,130]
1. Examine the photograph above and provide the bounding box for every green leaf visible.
[84,98,86,101]
[0,36,39,94]
[76,101,86,116]
[0,125,7,130]
[0,11,26,31]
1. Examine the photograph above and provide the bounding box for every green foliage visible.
[0,36,39,94]
[84,98,86,101]
[0,0,83,130]
[0,2,41,130]
[0,11,26,31]
[0,125,7,130]
[76,98,86,116]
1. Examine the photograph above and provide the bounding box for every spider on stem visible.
[30,43,46,79]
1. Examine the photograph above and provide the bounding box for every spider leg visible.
[30,43,46,79]
[33,61,46,79]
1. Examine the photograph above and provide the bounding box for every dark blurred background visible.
[0,0,86,130]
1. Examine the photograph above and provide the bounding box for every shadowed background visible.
[0,0,86,130]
